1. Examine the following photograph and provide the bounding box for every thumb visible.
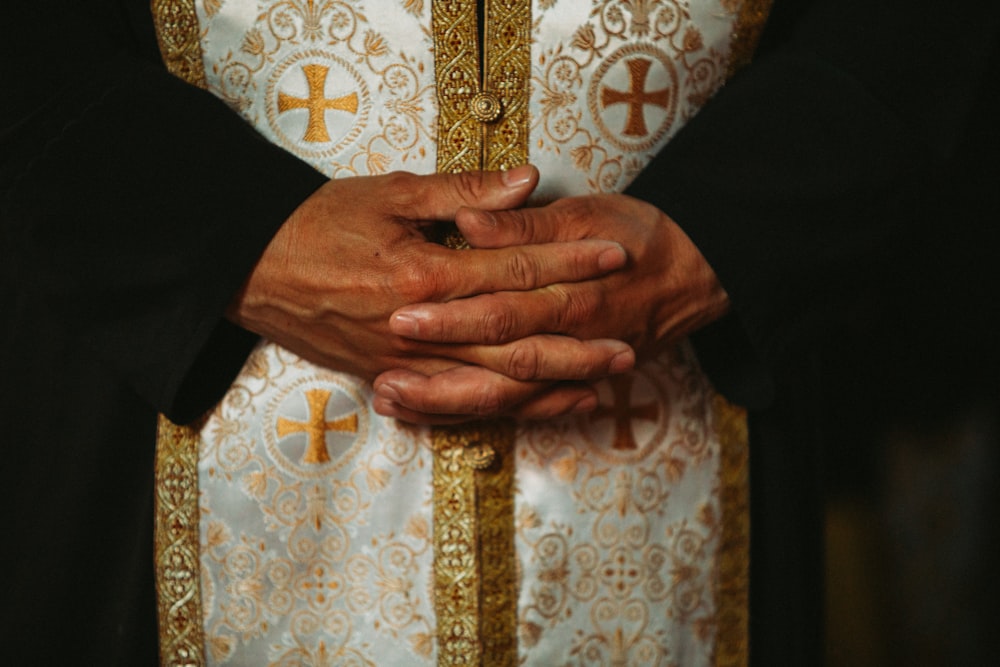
[403,164,539,221]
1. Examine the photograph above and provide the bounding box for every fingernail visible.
[375,382,402,403]
[597,243,627,271]
[391,311,423,336]
[502,164,534,188]
[372,396,399,418]
[609,349,635,374]
[570,394,599,414]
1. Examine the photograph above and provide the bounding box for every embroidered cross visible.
[600,58,670,137]
[590,375,659,451]
[278,64,359,143]
[276,388,358,464]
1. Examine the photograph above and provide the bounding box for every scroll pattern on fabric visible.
[148,2,773,666]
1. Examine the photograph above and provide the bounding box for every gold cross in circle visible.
[600,58,670,138]
[590,374,659,451]
[276,388,358,464]
[278,64,359,143]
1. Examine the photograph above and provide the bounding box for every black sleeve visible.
[626,0,1000,407]
[1,0,328,421]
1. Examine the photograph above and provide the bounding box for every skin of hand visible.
[373,191,730,423]
[226,167,636,394]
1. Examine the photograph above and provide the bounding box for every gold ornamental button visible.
[470,91,503,123]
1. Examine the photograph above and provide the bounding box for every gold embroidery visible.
[600,57,672,138]
[432,421,518,666]
[196,347,428,663]
[481,0,531,172]
[433,0,530,173]
[432,0,481,174]
[151,2,763,664]
[431,2,529,661]
[589,373,660,451]
[151,0,209,89]
[151,2,209,663]
[474,421,518,664]
[274,388,359,464]
[155,415,207,667]
[728,0,775,77]
[516,344,726,661]
[712,395,750,667]
[276,64,361,143]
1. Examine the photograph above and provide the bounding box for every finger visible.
[390,283,602,344]
[372,368,598,424]
[506,384,600,421]
[445,336,634,382]
[372,367,541,417]
[419,239,624,301]
[392,165,539,221]
[454,196,597,247]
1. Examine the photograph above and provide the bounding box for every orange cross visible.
[276,388,358,464]
[600,58,670,137]
[278,64,359,143]
[590,375,659,451]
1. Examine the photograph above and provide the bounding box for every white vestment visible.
[151,1,765,664]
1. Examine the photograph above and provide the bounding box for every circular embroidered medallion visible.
[266,49,371,159]
[264,374,369,479]
[588,44,678,153]
[577,369,670,464]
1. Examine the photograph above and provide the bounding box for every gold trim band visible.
[431,1,529,664]
[151,0,209,89]
[712,396,751,667]
[151,2,208,664]
[728,0,776,77]
[154,416,207,667]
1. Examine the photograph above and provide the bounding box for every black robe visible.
[2,1,997,664]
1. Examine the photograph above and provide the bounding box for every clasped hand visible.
[229,166,727,424]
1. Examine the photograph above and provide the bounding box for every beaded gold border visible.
[431,421,518,666]
[713,395,751,667]
[151,2,209,665]
[481,0,531,172]
[717,3,773,662]
[433,0,530,174]
[728,0,776,77]
[431,2,528,664]
[154,415,207,667]
[151,0,209,90]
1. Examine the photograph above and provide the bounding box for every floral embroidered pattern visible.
[196,345,434,664]
[199,0,437,176]
[530,0,740,198]
[152,1,764,665]
[515,344,725,664]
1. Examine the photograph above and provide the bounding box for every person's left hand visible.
[373,192,730,423]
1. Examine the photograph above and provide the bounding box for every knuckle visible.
[505,252,540,288]
[480,301,518,344]
[505,343,542,380]
[552,286,599,332]
[509,209,536,242]
[453,170,486,204]
[383,171,418,204]
[389,260,433,302]
[553,195,594,221]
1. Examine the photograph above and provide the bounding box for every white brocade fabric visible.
[191,1,743,664]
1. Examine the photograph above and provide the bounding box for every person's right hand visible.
[226,167,634,390]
